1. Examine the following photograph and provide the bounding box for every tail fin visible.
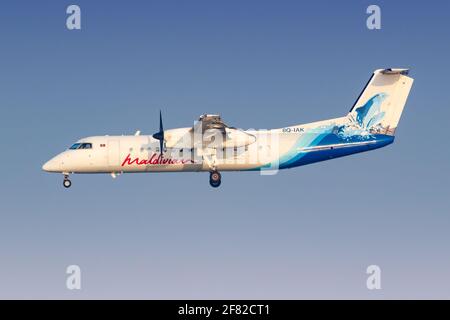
[348,68,414,135]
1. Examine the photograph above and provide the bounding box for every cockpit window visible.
[69,143,92,150]
[79,143,92,149]
[69,143,81,150]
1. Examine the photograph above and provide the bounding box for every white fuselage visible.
[42,127,296,174]
[42,113,396,175]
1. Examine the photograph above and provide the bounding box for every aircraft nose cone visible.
[42,160,53,172]
[42,158,59,172]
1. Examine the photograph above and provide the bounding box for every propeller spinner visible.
[152,110,164,154]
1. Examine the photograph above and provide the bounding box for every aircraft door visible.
[108,140,120,167]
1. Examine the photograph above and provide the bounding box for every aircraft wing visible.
[197,114,228,135]
[193,114,256,148]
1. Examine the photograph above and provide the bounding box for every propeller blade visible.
[152,110,165,154]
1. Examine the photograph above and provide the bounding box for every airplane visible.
[42,68,414,188]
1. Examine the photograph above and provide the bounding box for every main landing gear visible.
[209,171,221,188]
[63,175,72,188]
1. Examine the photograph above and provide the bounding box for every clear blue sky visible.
[0,0,449,298]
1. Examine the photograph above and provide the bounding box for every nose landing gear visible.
[209,171,221,188]
[63,175,72,188]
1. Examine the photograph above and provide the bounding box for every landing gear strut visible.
[63,175,72,188]
[209,171,221,188]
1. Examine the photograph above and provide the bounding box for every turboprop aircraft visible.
[43,68,413,188]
